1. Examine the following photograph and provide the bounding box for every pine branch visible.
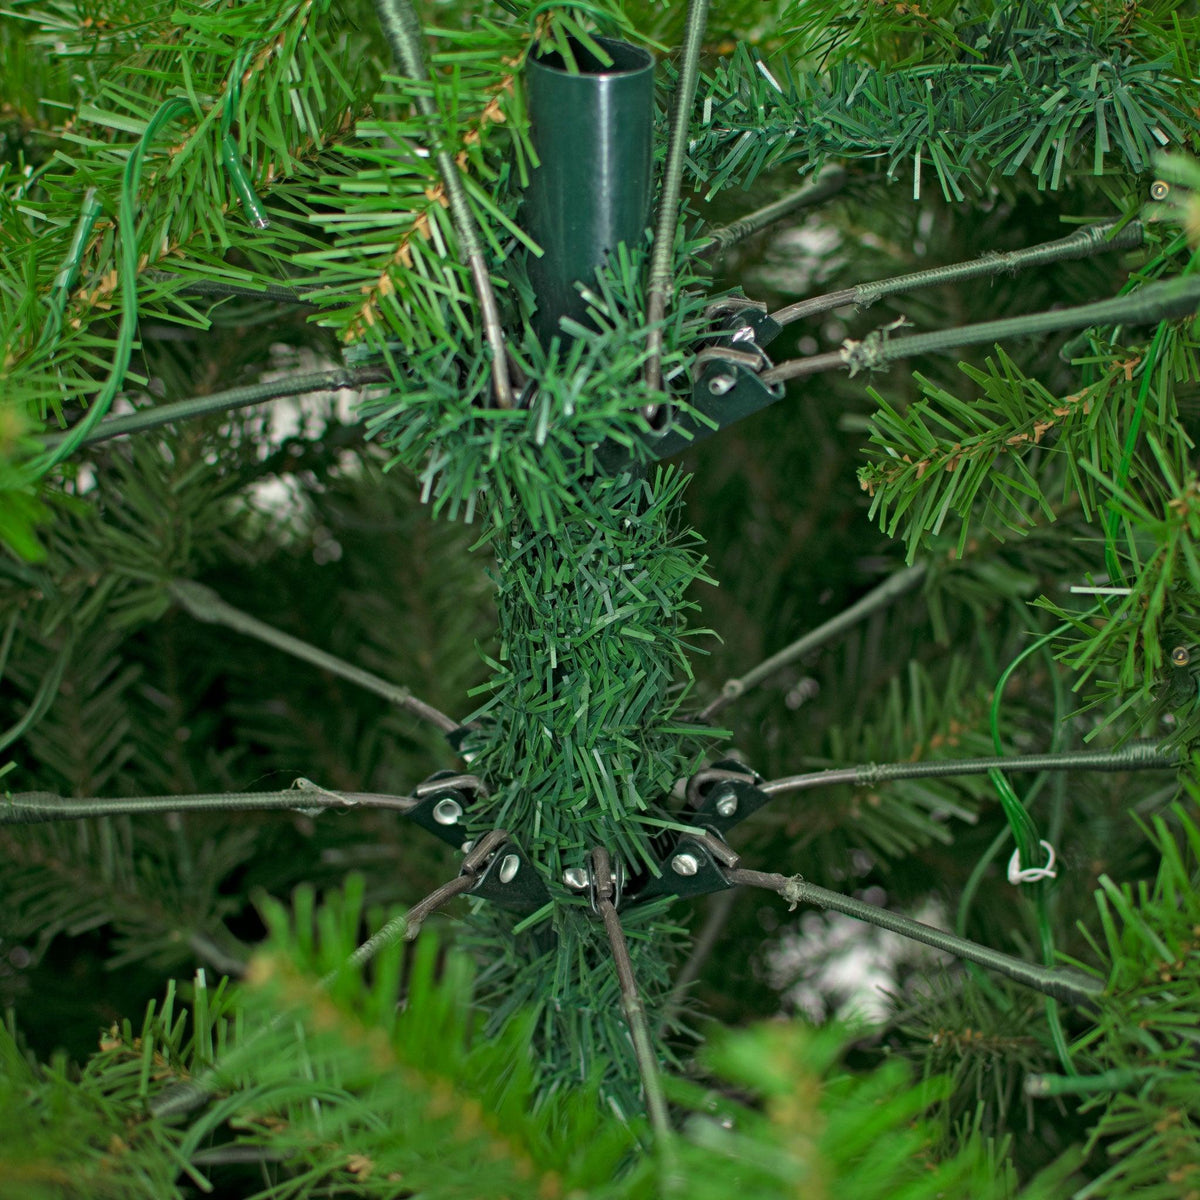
[692,14,1200,200]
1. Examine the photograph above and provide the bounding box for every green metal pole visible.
[525,37,655,346]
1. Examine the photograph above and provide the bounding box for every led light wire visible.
[29,97,193,480]
[985,613,1104,1072]
[1103,242,1200,584]
[220,52,271,230]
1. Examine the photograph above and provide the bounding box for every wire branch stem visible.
[761,273,1200,386]
[697,167,847,258]
[43,368,389,450]
[168,579,458,733]
[346,875,477,968]
[700,562,925,720]
[590,848,676,1162]
[372,0,513,408]
[725,868,1103,1006]
[644,0,709,394]
[758,743,1178,796]
[346,831,507,965]
[1,784,417,825]
[771,220,1144,326]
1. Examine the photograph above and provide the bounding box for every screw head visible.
[672,852,700,877]
[715,792,738,818]
[708,373,736,396]
[562,867,589,890]
[432,796,463,825]
[498,853,520,884]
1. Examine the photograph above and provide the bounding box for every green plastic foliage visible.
[1,880,1077,1197]
[473,467,713,872]
[1066,801,1200,1200]
[361,237,721,1093]
[0,983,205,1199]
[692,4,1200,201]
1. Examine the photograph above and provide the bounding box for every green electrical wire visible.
[0,638,72,756]
[1103,246,1200,584]
[28,97,193,479]
[35,187,103,368]
[220,53,271,230]
[986,614,1105,1073]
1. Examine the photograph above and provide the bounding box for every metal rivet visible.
[1150,180,1170,200]
[432,797,462,825]
[715,792,738,818]
[708,373,736,396]
[498,854,520,884]
[672,853,699,877]
[562,867,588,890]
[1172,645,1190,667]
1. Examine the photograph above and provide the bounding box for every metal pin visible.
[708,374,736,396]
[672,853,700,876]
[715,792,738,818]
[563,867,589,890]
[498,853,520,884]
[432,797,462,825]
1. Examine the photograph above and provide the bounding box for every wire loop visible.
[1007,839,1058,885]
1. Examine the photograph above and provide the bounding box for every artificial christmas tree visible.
[3,1,1200,1195]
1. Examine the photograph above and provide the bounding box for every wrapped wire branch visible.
[42,368,390,449]
[700,563,926,720]
[757,743,1179,796]
[371,0,514,408]
[643,0,709,397]
[169,579,459,733]
[0,783,417,824]
[725,867,1104,1006]
[762,274,1200,385]
[770,220,1145,326]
